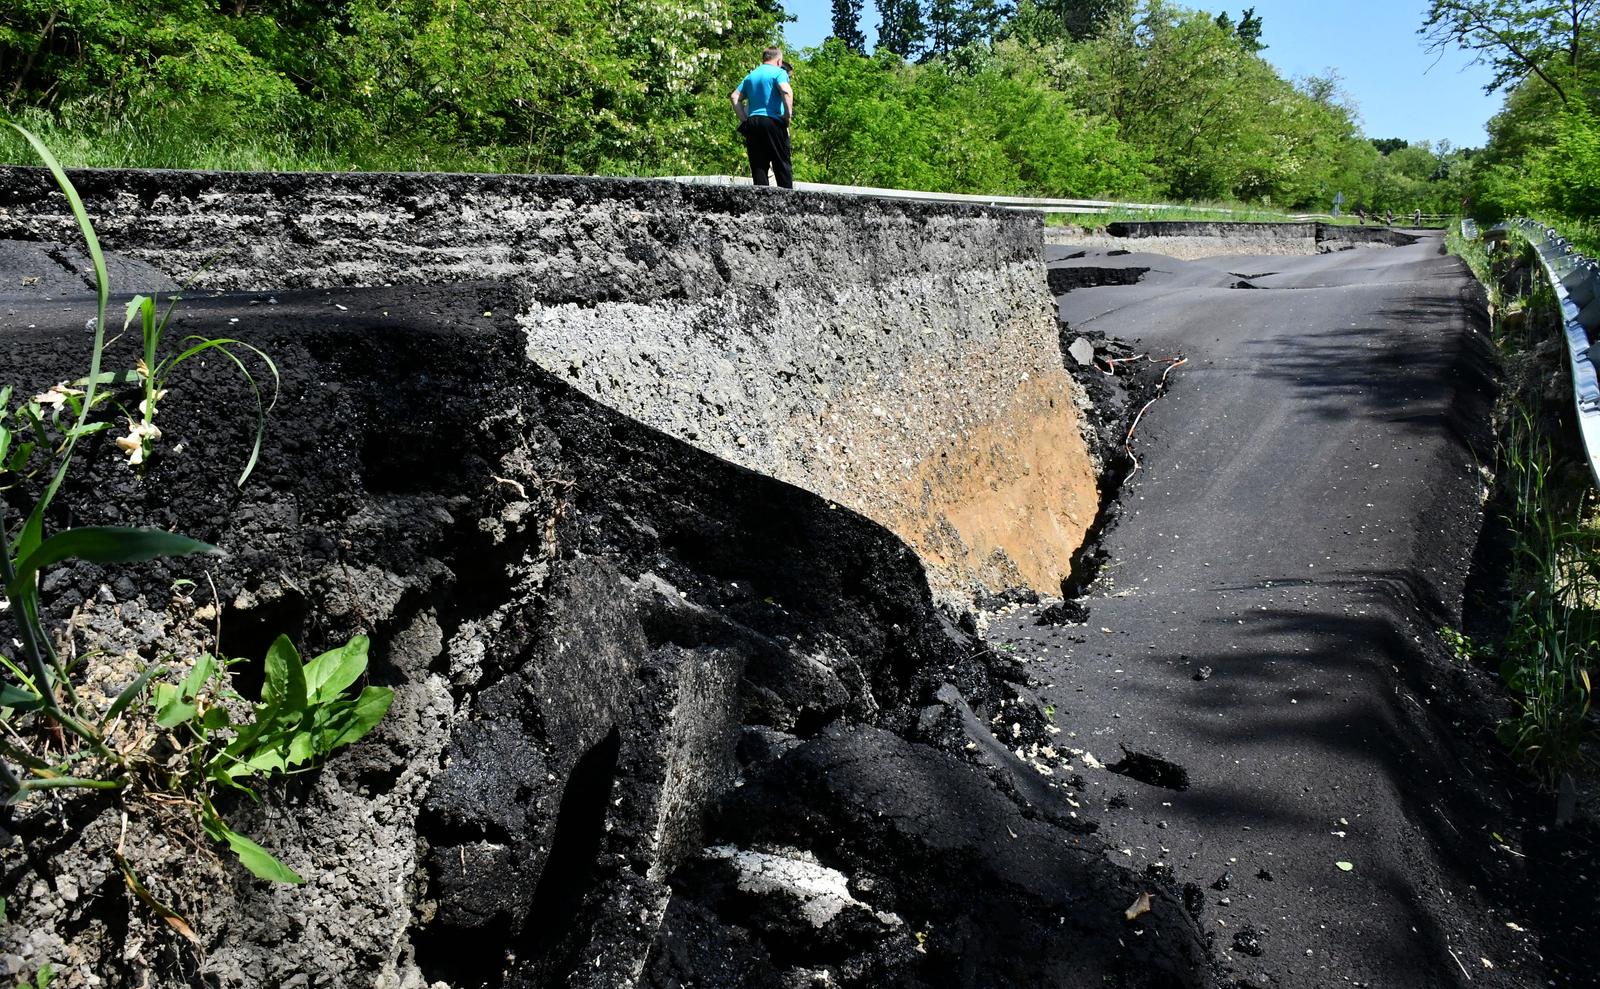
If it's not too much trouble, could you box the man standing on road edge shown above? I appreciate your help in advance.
[731,47,793,189]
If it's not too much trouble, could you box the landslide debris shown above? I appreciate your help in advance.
[0,282,1216,989]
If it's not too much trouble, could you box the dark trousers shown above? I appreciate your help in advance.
[740,116,792,189]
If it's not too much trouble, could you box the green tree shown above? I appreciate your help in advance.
[1421,0,1598,103]
[831,0,868,52]
[0,0,303,113]
[876,0,928,57]
[790,37,1147,196]
[927,0,967,57]
[924,0,1009,57]
[1235,6,1263,50]
[1212,8,1261,49]
[1035,0,1129,40]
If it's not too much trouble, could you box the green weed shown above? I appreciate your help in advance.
[1489,246,1594,782]
[1047,202,1302,228]
[1438,626,1478,664]
[151,635,392,882]
[1445,225,1498,302]
[1451,231,1597,785]
[114,293,280,486]
[1494,413,1597,782]
[18,964,55,989]
[0,123,388,891]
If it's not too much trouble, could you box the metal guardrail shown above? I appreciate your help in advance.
[1485,218,1600,488]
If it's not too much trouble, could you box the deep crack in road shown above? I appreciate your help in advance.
[989,233,1556,988]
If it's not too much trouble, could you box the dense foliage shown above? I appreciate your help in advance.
[1423,1,1600,238]
[0,0,1474,211]
[0,0,784,174]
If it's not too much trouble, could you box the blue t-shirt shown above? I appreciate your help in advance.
[740,64,789,119]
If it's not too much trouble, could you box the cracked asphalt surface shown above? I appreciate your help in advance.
[988,234,1555,987]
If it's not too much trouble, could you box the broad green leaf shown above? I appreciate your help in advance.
[9,527,219,597]
[155,699,196,730]
[323,687,395,752]
[259,635,307,729]
[286,731,316,767]
[241,746,288,775]
[206,761,260,795]
[5,440,35,473]
[221,829,304,884]
[200,706,229,731]
[199,805,303,884]
[303,635,370,705]
[180,654,218,701]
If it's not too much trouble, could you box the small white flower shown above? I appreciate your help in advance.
[32,382,84,410]
[115,432,145,465]
[138,389,168,417]
[115,420,162,465]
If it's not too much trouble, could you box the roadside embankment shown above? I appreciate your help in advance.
[1047,219,1420,259]
[0,168,1097,599]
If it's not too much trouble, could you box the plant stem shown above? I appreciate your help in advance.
[20,775,122,792]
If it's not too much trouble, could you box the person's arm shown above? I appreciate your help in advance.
[730,85,747,122]
[779,81,793,120]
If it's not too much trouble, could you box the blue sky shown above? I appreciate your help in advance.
[777,0,1502,148]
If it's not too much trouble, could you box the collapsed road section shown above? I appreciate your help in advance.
[0,169,1098,600]
[0,170,1209,988]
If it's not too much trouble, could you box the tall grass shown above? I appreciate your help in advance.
[1485,251,1597,784]
[1046,202,1300,228]
[0,102,510,175]
[1446,225,1497,296]
[1497,412,1598,783]
[1531,212,1600,260]
[1048,203,1448,230]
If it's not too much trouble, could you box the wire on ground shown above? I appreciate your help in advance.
[1115,355,1188,474]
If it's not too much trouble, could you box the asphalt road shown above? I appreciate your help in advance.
[989,235,1554,987]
